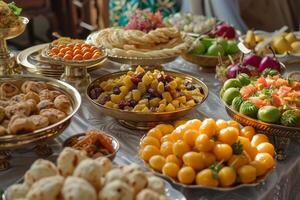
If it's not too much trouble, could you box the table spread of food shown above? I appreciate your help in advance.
[0,1,300,200]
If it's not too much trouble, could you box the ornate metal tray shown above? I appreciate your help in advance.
[86,71,208,130]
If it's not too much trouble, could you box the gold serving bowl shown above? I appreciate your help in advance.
[0,75,81,150]
[63,132,120,160]
[86,71,208,130]
[221,99,300,160]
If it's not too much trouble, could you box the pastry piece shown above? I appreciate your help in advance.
[105,168,128,184]
[98,180,133,200]
[73,159,103,190]
[0,125,6,136]
[0,100,9,107]
[5,102,31,118]
[0,106,5,123]
[1,119,9,128]
[37,100,55,111]
[122,163,143,174]
[57,147,87,177]
[127,170,148,195]
[95,157,112,175]
[24,91,40,103]
[26,176,64,200]
[26,99,38,114]
[29,115,49,129]
[62,176,97,200]
[136,189,162,200]
[21,81,47,94]
[40,108,66,124]
[6,183,29,200]
[24,159,59,185]
[54,95,72,114]
[10,94,25,104]
[8,115,35,134]
[147,176,165,194]
[0,82,20,99]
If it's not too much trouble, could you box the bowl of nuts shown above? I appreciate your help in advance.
[86,66,208,129]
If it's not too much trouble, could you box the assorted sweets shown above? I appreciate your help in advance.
[64,130,116,159]
[89,66,205,112]
[164,13,216,34]
[0,1,22,28]
[46,43,103,61]
[244,30,300,54]
[5,148,171,200]
[139,118,275,187]
[221,74,300,126]
[93,10,191,58]
[0,80,72,135]
[216,52,283,81]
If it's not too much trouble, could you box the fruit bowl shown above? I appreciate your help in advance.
[86,71,208,130]
[222,100,300,160]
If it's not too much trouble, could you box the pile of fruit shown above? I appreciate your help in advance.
[216,53,283,81]
[221,74,300,126]
[208,23,237,40]
[47,43,103,61]
[189,36,239,57]
[164,13,216,34]
[89,66,205,112]
[244,30,300,54]
[139,119,275,187]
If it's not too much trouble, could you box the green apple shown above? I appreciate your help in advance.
[217,38,228,51]
[190,41,206,55]
[206,43,225,56]
[201,37,215,50]
[226,40,239,55]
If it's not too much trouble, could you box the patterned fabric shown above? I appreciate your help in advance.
[109,0,179,27]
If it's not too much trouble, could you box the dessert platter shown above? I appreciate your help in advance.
[2,2,300,199]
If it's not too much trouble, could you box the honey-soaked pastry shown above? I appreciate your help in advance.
[0,106,5,123]
[26,176,64,200]
[29,115,49,130]
[37,100,55,111]
[98,180,133,200]
[57,147,87,177]
[8,115,35,134]
[0,125,6,136]
[24,91,40,103]
[39,89,55,101]
[40,108,66,124]
[5,183,29,200]
[21,81,47,94]
[54,94,72,114]
[5,101,31,118]
[26,99,37,114]
[0,82,20,99]
[10,93,25,104]
[62,177,97,200]
[24,159,59,185]
[0,100,9,107]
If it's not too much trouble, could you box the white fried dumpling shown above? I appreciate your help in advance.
[98,180,133,200]
[24,159,58,185]
[73,159,103,190]
[26,176,64,200]
[62,176,97,200]
[122,163,143,174]
[127,170,148,195]
[105,168,128,184]
[95,157,112,175]
[6,183,29,200]
[57,147,87,176]
[147,176,165,194]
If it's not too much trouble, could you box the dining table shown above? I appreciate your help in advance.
[0,56,300,200]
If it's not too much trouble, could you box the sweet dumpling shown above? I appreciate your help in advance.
[54,94,72,114]
[24,159,59,185]
[105,168,128,184]
[24,91,40,103]
[73,159,103,190]
[37,100,55,111]
[136,189,160,200]
[5,101,31,118]
[57,147,87,177]
[26,176,64,200]
[147,176,165,195]
[40,108,66,124]
[95,157,112,175]
[8,115,35,134]
[98,180,133,200]
[29,115,49,130]
[127,170,148,195]
[21,81,47,94]
[62,176,97,200]
[0,82,20,99]
[5,183,29,200]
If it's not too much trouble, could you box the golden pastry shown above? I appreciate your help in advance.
[1,119,9,128]
[0,106,5,123]
[37,100,55,111]
[26,99,37,114]
[39,89,55,101]
[5,102,31,118]
[0,100,9,107]
[40,108,66,124]
[24,91,40,103]
[0,125,6,136]
[54,94,72,114]
[8,115,35,134]
[21,81,48,94]
[29,115,49,129]
[10,94,25,104]
[0,82,20,99]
